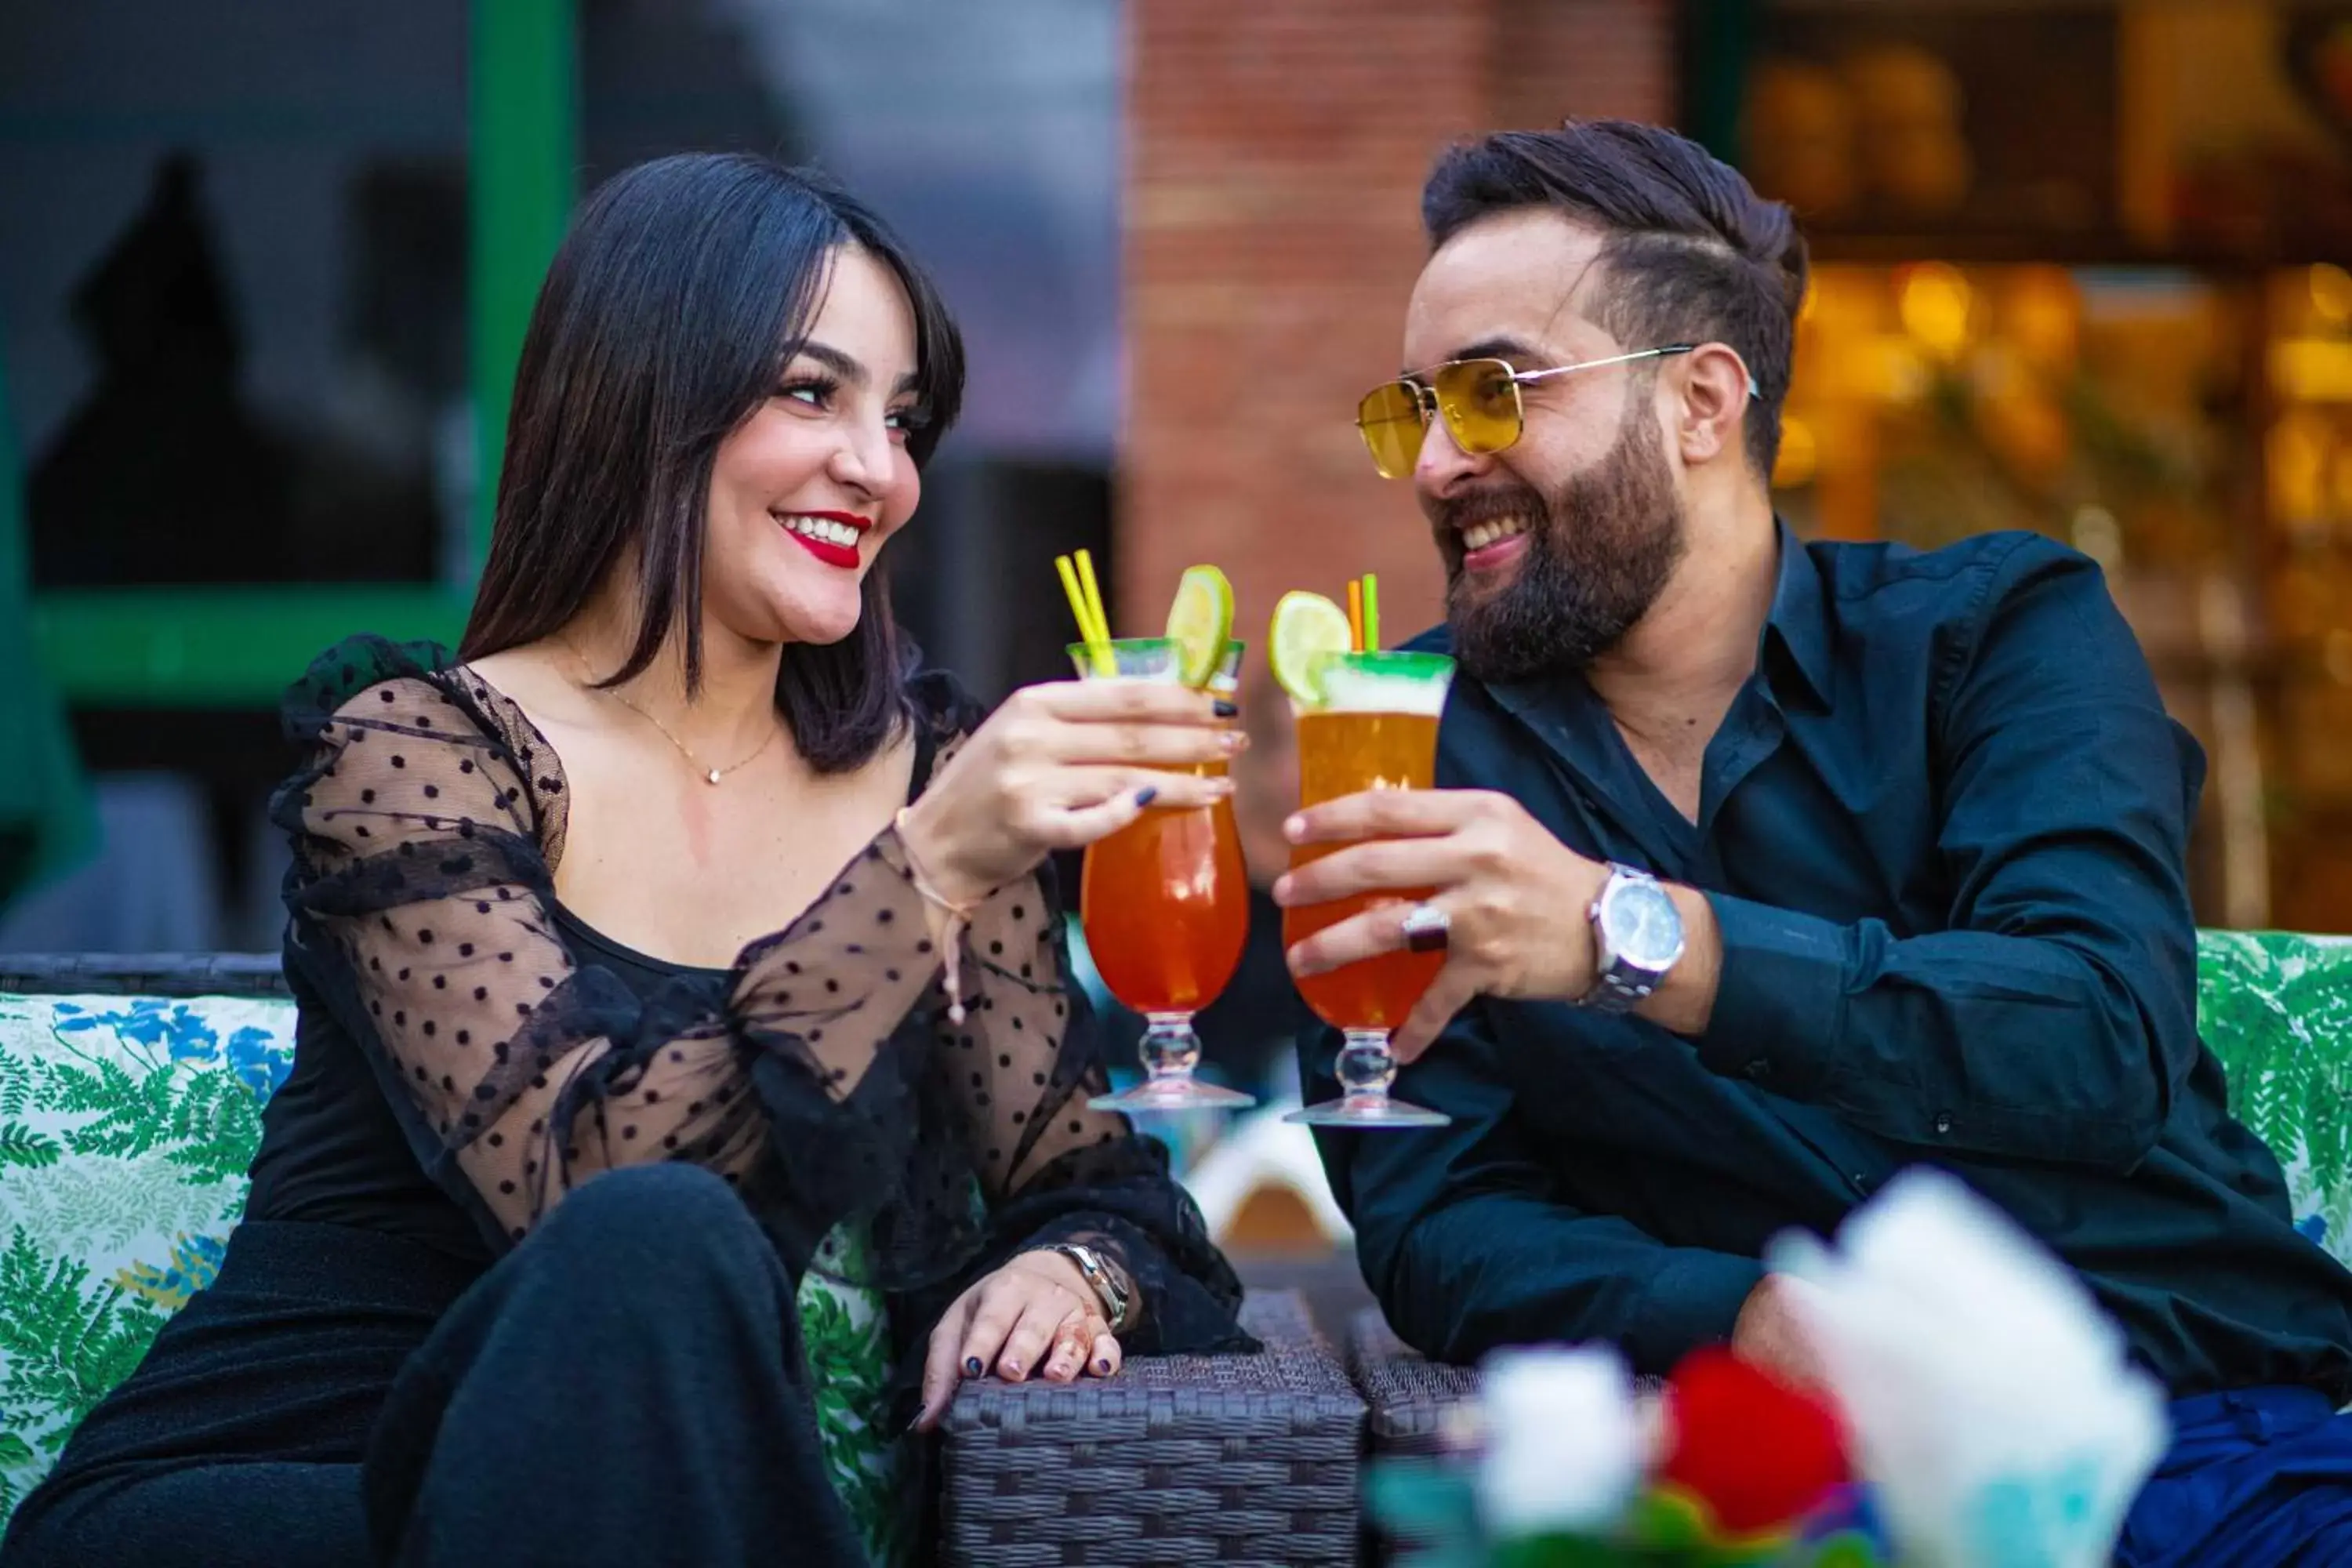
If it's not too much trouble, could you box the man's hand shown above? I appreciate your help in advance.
[1272,788,1726,1058]
[1272,789,1610,1062]
[1731,1275,1831,1390]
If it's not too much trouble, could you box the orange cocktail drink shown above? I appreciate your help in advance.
[1285,708,1445,1029]
[1282,650,1455,1127]
[1072,638,1254,1111]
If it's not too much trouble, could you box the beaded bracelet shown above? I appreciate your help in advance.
[892,808,989,1023]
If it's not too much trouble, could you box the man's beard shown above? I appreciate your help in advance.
[1438,404,1686,685]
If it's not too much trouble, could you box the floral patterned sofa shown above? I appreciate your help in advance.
[4,933,2350,1538]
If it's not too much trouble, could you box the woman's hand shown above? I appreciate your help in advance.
[898,678,1238,906]
[913,1250,1124,1431]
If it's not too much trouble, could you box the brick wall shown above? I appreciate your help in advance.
[1123,0,1677,648]
[1493,0,1678,129]
[1123,0,1678,871]
[1123,0,1493,655]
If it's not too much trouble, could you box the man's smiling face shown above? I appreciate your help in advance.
[1402,208,1689,682]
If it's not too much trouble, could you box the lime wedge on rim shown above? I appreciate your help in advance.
[1268,590,1352,706]
[1165,564,1236,688]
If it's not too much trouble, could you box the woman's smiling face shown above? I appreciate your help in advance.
[700,242,927,648]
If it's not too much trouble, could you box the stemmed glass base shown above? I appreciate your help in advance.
[1089,1013,1258,1112]
[1284,1029,1450,1127]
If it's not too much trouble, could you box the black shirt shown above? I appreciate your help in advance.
[1312,526,2352,1401]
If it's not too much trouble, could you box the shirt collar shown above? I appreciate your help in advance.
[1475,517,1833,724]
[1760,517,1834,712]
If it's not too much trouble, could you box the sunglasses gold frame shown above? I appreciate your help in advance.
[1356,343,1761,479]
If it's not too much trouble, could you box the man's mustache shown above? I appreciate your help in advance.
[1429,483,1547,537]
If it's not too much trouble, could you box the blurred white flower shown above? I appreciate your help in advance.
[1476,1343,1644,1538]
[1769,1168,2168,1568]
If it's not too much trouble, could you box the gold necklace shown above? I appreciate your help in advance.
[563,643,781,786]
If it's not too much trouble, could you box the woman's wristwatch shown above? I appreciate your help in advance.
[1045,1242,1132,1334]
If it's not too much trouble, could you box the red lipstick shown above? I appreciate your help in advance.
[779,510,870,570]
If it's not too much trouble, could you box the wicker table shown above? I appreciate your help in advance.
[939,1289,1366,1565]
[1344,1308,1480,1463]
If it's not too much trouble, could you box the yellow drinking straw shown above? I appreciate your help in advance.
[1055,553,1090,632]
[1074,550,1109,638]
[1362,573,1381,652]
[1074,550,1114,673]
[1056,553,1113,674]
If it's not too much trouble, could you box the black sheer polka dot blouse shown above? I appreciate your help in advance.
[243,636,1251,1363]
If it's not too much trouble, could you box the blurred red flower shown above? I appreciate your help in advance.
[1658,1346,1851,1536]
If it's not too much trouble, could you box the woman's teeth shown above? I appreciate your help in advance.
[1461,517,1527,552]
[781,515,862,548]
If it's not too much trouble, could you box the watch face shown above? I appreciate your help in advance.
[1603,875,1684,970]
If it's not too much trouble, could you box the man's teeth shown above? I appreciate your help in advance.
[782,516,862,548]
[1461,517,1528,552]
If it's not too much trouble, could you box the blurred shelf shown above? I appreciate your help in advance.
[31,586,471,708]
[1806,233,2351,271]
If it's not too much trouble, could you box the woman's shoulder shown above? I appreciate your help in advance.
[276,636,564,843]
[282,636,550,775]
[282,635,465,736]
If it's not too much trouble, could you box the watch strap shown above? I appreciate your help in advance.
[1581,864,1675,1014]
[1583,956,1661,1014]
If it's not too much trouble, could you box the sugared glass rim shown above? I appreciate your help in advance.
[1304,648,1455,716]
[1063,637,1247,658]
[1322,651,1452,679]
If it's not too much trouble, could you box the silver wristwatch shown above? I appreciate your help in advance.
[1047,1242,1131,1333]
[1579,863,1686,1014]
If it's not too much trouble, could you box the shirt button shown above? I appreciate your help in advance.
[1743,1058,1773,1082]
[1934,1111,1954,1134]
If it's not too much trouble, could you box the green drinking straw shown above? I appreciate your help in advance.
[1362,573,1380,652]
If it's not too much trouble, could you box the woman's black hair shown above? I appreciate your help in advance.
[460,153,964,772]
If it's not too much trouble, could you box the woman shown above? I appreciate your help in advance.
[0,154,1250,1568]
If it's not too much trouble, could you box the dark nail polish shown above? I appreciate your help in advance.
[1095,1358,1112,1374]
[1133,786,1160,808]
[1212,699,1239,718]
[964,1356,983,1377]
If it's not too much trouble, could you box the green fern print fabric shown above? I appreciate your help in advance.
[2196,931,2352,1268]
[0,993,908,1561]
[800,1225,914,1568]
[0,993,287,1524]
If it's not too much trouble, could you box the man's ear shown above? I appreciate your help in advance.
[1671,343,1753,466]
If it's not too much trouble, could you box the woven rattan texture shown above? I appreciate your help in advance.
[939,1289,1366,1565]
[1,953,290,997]
[1343,1308,1479,1461]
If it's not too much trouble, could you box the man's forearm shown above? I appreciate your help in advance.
[1374,1190,1761,1371]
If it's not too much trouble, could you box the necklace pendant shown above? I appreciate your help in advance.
[706,768,722,786]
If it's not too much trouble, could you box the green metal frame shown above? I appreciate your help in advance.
[470,0,577,572]
[15,0,578,707]
[1683,0,1753,166]
[30,588,472,706]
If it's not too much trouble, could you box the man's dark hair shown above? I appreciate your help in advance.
[1422,120,1807,477]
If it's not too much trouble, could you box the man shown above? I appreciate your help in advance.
[1283,120,2352,1560]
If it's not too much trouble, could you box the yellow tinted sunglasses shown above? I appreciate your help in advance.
[1356,344,1703,480]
